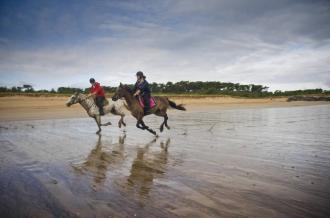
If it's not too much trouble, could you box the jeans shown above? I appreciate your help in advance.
[96,96,105,114]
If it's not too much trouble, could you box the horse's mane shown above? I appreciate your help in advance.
[74,92,86,97]
[122,85,133,94]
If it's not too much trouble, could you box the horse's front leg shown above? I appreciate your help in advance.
[100,122,112,126]
[96,114,111,127]
[164,114,170,130]
[140,120,157,136]
[94,116,102,134]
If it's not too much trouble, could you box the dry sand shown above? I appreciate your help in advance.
[1,96,329,121]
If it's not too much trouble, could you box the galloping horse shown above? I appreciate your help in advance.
[112,83,186,135]
[66,92,127,134]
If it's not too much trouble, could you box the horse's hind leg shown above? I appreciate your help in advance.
[121,115,126,127]
[160,114,170,132]
[118,115,126,128]
[118,118,122,128]
[156,111,169,132]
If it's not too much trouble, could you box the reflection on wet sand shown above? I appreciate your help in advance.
[125,138,170,205]
[1,105,330,217]
[72,134,126,188]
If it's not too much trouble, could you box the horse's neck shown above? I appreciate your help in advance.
[78,94,96,111]
[123,92,138,110]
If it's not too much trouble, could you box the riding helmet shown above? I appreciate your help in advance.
[136,71,146,78]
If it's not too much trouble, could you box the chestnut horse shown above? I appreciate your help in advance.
[112,83,186,135]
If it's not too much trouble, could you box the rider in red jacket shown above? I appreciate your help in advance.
[88,78,105,115]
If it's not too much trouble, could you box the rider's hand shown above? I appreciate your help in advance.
[88,93,95,98]
[134,90,140,96]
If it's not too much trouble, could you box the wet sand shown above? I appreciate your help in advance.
[1,98,330,217]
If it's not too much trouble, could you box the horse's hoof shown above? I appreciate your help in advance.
[166,126,171,130]
[160,127,164,132]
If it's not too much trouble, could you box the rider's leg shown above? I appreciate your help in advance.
[143,94,150,114]
[96,96,105,115]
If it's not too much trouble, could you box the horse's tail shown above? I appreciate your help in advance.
[168,99,186,111]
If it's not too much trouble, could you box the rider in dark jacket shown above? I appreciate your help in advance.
[133,71,151,114]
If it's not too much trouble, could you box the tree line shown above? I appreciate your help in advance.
[0,81,328,97]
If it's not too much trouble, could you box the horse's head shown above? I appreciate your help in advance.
[66,92,80,107]
[112,83,132,101]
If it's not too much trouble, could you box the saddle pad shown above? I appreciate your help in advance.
[138,96,156,108]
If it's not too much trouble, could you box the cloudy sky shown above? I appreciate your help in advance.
[0,0,329,91]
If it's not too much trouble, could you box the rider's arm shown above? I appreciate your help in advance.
[87,92,96,98]
[88,83,100,97]
[133,81,141,96]
[133,89,141,96]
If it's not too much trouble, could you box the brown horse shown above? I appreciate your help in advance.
[112,83,186,135]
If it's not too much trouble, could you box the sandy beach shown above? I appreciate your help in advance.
[1,96,330,218]
[1,96,329,121]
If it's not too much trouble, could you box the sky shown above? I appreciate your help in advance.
[0,0,330,91]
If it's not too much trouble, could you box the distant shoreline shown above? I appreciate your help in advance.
[1,92,330,99]
[1,95,330,122]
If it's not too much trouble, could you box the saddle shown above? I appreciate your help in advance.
[138,96,156,108]
[92,97,109,106]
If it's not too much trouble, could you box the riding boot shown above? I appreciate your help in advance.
[144,107,150,115]
[99,108,105,116]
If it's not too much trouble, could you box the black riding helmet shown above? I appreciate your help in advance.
[136,71,146,79]
[89,78,95,83]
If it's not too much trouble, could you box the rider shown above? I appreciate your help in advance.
[88,78,105,115]
[133,71,151,115]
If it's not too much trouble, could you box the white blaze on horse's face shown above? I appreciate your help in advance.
[66,94,78,107]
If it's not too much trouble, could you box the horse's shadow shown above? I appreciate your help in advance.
[124,138,171,205]
[71,134,126,188]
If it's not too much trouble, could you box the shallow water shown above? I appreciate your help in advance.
[1,105,330,218]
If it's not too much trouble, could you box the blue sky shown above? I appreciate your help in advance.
[1,0,330,91]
